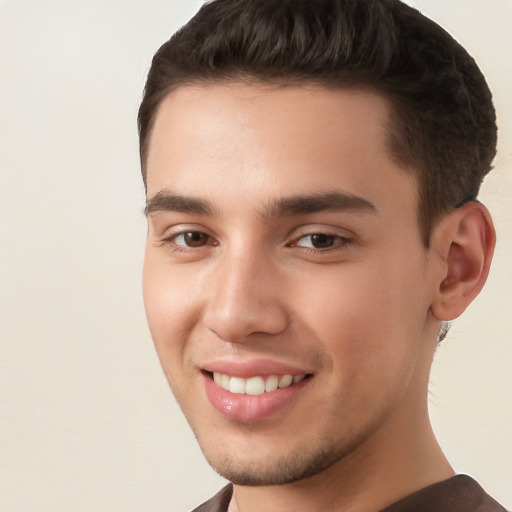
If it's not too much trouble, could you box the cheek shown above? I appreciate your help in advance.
[142,251,200,364]
[294,255,429,374]
[142,253,210,411]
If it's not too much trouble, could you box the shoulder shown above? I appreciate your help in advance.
[380,475,509,512]
[191,484,233,512]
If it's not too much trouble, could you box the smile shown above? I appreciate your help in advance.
[213,372,307,395]
[204,370,313,422]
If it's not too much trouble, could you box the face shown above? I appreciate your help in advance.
[143,83,441,485]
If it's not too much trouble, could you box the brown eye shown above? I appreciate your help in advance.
[309,234,336,249]
[176,232,210,247]
[293,233,350,250]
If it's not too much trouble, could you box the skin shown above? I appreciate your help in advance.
[142,83,494,512]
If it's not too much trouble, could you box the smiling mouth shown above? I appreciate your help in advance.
[208,372,311,396]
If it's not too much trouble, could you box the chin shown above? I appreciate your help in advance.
[200,435,355,487]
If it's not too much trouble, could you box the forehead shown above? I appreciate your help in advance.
[146,82,417,216]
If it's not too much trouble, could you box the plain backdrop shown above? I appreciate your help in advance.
[0,1,511,510]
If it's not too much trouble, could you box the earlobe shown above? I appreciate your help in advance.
[430,201,495,321]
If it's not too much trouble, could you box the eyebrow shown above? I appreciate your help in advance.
[261,191,377,218]
[145,190,377,218]
[145,190,214,216]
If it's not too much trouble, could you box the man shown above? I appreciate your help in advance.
[138,0,507,510]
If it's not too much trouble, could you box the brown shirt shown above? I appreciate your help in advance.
[192,475,508,512]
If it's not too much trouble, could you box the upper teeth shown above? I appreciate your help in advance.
[213,372,306,395]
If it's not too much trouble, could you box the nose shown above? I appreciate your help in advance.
[203,250,289,343]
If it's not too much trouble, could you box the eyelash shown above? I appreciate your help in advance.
[162,231,218,253]
[289,233,353,253]
[161,230,354,254]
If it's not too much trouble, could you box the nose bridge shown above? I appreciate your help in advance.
[203,243,287,342]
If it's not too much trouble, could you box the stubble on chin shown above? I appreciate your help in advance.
[198,434,361,487]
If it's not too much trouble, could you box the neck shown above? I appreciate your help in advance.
[230,345,453,512]
[230,417,452,512]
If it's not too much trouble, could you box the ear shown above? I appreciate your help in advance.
[430,201,495,321]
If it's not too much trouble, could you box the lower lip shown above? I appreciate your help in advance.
[203,374,310,422]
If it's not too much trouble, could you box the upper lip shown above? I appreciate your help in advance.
[202,358,313,378]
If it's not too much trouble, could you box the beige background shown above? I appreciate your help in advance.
[0,0,510,510]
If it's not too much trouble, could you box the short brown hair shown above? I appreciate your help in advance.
[138,0,497,245]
